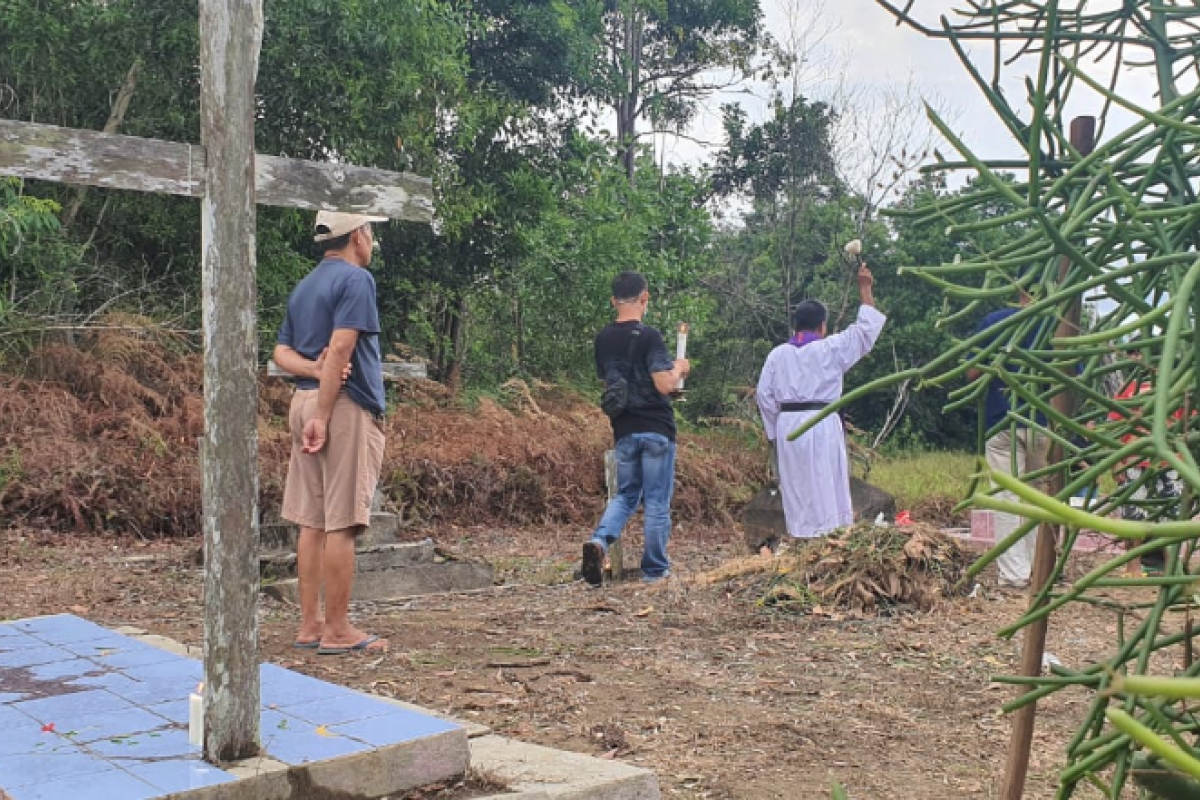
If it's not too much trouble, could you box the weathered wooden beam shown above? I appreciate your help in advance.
[0,119,201,197]
[0,119,433,223]
[199,0,262,763]
[266,359,428,381]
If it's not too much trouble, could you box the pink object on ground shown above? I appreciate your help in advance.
[960,509,1119,554]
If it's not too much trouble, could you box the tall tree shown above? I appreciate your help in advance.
[593,0,764,182]
[690,91,844,422]
[378,0,602,387]
[465,135,715,386]
[712,95,838,320]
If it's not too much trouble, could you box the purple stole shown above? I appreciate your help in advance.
[788,331,823,349]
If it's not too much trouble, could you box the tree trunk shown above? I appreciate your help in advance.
[1000,115,1094,800]
[432,297,452,381]
[63,59,142,229]
[512,293,524,371]
[444,293,469,391]
[616,7,643,185]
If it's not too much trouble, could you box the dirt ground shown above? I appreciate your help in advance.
[0,524,1149,800]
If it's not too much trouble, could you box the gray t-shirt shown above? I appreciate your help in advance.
[277,257,385,416]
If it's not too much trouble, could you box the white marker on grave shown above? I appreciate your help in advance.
[188,683,205,746]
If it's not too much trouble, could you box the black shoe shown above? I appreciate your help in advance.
[582,542,604,587]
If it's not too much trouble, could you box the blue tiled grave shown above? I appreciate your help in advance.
[0,615,465,800]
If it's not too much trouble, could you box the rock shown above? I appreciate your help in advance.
[742,484,786,553]
[740,477,897,553]
[263,560,493,603]
[850,476,897,525]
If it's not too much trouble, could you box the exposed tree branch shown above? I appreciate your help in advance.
[63,58,142,229]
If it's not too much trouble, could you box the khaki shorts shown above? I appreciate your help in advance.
[281,390,386,532]
[984,428,1049,483]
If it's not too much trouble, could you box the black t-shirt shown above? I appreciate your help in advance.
[594,321,677,442]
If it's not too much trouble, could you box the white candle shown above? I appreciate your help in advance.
[675,323,689,390]
[188,684,204,747]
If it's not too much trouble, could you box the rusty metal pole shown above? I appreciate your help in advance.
[999,115,1095,799]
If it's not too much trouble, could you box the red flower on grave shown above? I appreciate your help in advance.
[41,722,55,733]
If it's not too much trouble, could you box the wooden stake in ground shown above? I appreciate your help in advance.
[0,0,432,762]
[603,450,624,581]
[1000,115,1095,800]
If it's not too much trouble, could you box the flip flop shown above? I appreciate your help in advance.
[316,635,386,656]
[293,640,320,649]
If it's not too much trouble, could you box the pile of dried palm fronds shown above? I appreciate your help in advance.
[701,522,972,615]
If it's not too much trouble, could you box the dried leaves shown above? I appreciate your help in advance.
[2,337,765,535]
[706,523,972,615]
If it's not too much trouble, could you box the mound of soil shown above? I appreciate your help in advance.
[907,495,969,528]
[2,336,766,536]
[363,380,763,530]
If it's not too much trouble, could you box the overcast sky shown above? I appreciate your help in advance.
[656,0,1004,171]
[659,0,1163,182]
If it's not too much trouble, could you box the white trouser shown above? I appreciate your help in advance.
[985,428,1049,585]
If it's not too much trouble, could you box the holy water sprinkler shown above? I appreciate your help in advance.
[843,238,863,271]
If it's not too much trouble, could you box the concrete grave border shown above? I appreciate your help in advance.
[115,626,660,800]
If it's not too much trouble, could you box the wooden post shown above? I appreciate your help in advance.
[198,0,263,762]
[1000,115,1095,800]
[603,450,624,581]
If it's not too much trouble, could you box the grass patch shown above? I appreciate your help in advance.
[863,451,977,510]
[864,449,1117,510]
[489,556,576,585]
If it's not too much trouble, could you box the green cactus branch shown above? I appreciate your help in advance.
[847,2,1200,795]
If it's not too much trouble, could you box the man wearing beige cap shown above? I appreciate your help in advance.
[273,210,390,655]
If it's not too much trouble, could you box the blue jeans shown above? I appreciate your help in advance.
[589,432,676,579]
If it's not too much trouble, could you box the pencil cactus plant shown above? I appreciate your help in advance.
[797,2,1200,796]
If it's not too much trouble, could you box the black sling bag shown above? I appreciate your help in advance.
[599,325,642,419]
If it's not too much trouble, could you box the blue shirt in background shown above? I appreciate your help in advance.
[277,257,386,416]
[974,307,1048,430]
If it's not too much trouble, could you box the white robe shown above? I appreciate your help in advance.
[756,305,887,538]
